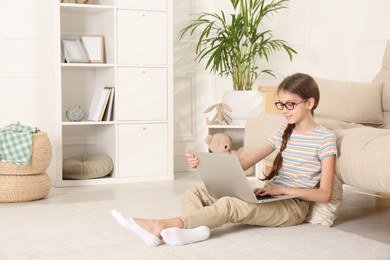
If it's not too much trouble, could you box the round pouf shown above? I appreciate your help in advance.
[0,131,52,176]
[63,154,113,180]
[0,173,51,202]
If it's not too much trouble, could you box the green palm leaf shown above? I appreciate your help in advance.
[179,0,296,91]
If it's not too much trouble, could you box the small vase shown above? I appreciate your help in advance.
[66,105,86,122]
[221,91,263,123]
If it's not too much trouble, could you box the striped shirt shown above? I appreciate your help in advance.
[267,124,337,189]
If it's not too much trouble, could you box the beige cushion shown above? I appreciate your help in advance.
[373,70,390,113]
[372,39,390,113]
[63,154,113,180]
[314,117,365,130]
[334,128,390,193]
[381,112,390,129]
[305,171,343,227]
[314,77,384,125]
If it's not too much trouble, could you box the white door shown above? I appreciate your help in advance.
[117,10,167,65]
[117,67,167,121]
[118,123,168,177]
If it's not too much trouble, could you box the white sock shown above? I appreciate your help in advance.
[111,209,161,247]
[161,226,210,246]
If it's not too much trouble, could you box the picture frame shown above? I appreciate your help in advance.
[61,36,89,63]
[81,35,105,63]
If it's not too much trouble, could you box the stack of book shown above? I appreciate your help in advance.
[88,86,115,121]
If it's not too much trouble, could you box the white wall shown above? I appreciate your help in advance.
[0,1,55,129]
[0,1,38,87]
[0,0,56,173]
[0,0,389,174]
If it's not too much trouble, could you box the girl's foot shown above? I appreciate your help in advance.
[161,226,210,246]
[111,209,162,247]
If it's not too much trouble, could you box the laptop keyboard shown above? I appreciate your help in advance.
[256,194,275,200]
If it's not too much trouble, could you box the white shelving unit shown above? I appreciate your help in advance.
[53,0,173,186]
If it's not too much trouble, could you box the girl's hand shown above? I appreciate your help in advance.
[235,147,247,158]
[186,151,199,168]
[253,186,286,196]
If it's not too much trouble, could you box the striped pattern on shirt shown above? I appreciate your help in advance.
[267,125,337,189]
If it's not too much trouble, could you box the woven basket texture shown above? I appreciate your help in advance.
[0,131,52,175]
[0,173,51,202]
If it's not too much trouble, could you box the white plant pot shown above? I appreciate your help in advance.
[222,90,263,123]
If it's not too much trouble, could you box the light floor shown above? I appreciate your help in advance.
[3,172,390,244]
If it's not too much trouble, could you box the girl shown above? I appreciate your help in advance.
[112,73,337,246]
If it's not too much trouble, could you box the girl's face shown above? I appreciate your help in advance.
[277,90,313,124]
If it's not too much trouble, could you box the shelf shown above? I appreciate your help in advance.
[60,4,114,14]
[62,121,115,126]
[61,63,115,68]
[207,122,246,129]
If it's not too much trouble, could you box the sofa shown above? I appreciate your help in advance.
[243,40,390,226]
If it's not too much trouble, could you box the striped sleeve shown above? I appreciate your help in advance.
[267,125,286,151]
[318,131,337,160]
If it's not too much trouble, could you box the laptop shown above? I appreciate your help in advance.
[195,152,298,204]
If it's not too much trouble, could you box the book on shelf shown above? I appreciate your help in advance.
[102,87,115,121]
[88,86,114,122]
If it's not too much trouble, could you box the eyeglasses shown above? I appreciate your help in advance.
[274,99,307,110]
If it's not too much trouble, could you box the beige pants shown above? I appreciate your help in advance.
[180,187,310,229]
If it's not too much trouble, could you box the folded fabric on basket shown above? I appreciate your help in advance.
[0,122,39,166]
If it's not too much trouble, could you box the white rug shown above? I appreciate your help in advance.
[1,198,389,260]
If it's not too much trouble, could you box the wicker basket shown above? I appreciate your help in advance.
[0,173,51,202]
[0,131,52,175]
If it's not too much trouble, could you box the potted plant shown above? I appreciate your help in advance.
[179,0,296,119]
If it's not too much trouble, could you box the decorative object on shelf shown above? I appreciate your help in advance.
[61,36,89,63]
[66,105,86,122]
[206,133,233,153]
[206,133,254,176]
[81,35,105,63]
[62,154,114,180]
[178,0,297,91]
[204,103,232,125]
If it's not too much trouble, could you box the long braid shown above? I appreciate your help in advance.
[262,123,295,181]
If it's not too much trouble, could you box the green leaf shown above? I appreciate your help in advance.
[177,0,297,90]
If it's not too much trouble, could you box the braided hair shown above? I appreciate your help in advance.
[262,73,320,181]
